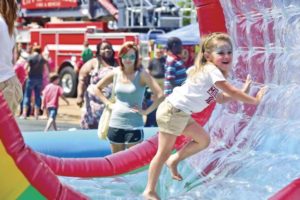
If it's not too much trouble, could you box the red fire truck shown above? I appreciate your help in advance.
[19,0,141,97]
[29,21,142,97]
[18,0,191,96]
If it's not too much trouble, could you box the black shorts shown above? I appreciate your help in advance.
[107,127,144,144]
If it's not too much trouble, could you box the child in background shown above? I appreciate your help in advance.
[14,51,29,116]
[143,32,266,200]
[42,74,69,131]
[14,51,28,86]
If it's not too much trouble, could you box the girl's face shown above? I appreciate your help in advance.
[121,48,136,68]
[100,43,113,59]
[208,40,232,73]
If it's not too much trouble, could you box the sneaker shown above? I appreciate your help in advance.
[19,116,27,120]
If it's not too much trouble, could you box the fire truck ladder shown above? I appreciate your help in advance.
[121,0,156,28]
[177,0,197,26]
[114,0,195,30]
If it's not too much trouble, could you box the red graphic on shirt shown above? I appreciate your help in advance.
[205,86,219,104]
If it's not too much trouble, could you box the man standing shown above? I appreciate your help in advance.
[81,41,93,63]
[21,45,47,119]
[164,37,187,96]
[148,48,166,89]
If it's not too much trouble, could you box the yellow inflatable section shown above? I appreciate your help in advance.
[0,142,44,200]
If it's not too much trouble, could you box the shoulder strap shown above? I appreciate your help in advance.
[110,69,118,101]
[97,58,102,70]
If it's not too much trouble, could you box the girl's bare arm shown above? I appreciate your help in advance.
[215,80,265,105]
[216,74,253,103]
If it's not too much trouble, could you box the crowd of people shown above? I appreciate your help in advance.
[76,41,118,129]
[88,41,163,153]
[0,0,71,132]
[76,37,186,153]
[0,0,23,115]
[1,1,266,199]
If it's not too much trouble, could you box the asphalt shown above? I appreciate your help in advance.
[16,98,83,132]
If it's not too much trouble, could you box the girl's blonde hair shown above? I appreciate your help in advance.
[0,0,18,36]
[188,32,232,79]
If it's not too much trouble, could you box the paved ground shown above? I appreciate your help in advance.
[16,98,83,132]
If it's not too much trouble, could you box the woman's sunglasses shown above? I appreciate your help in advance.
[121,54,136,60]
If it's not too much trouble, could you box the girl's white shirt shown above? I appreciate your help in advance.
[0,15,15,82]
[167,63,226,114]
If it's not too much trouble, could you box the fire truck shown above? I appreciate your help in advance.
[18,0,195,97]
[29,21,142,97]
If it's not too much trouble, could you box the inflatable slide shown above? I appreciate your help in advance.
[2,0,300,199]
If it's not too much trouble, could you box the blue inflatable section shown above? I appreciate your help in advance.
[22,128,158,158]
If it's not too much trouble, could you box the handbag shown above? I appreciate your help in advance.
[97,71,117,139]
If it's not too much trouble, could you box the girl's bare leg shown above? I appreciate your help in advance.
[110,143,126,153]
[143,132,177,200]
[44,118,53,132]
[34,106,39,120]
[127,142,141,149]
[53,119,57,131]
[166,122,210,180]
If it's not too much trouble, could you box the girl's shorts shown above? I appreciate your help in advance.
[107,127,144,144]
[47,107,58,119]
[0,76,23,114]
[156,100,194,136]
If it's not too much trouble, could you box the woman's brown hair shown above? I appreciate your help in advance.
[0,0,18,36]
[118,41,140,71]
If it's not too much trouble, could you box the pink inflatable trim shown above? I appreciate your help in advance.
[39,103,216,177]
[0,93,87,199]
[0,1,234,199]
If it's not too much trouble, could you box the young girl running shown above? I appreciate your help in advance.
[42,74,69,131]
[143,32,266,200]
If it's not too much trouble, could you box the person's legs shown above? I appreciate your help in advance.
[107,128,129,153]
[52,119,57,131]
[110,143,126,153]
[22,79,33,118]
[127,142,140,149]
[33,79,42,119]
[143,131,177,200]
[44,117,53,132]
[166,122,210,180]
[45,108,58,131]
[126,129,144,149]
[34,107,39,120]
[19,80,27,116]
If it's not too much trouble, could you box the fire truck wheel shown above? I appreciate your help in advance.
[59,66,77,97]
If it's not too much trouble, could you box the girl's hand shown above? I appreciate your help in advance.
[255,86,267,104]
[242,74,252,94]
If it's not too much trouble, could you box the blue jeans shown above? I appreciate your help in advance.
[23,77,43,108]
[48,107,58,119]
